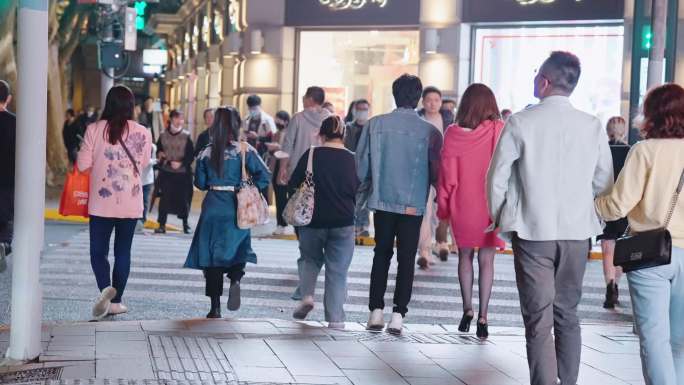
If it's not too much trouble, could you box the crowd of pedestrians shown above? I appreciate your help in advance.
[0,46,681,385]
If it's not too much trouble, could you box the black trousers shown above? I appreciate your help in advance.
[0,187,14,244]
[273,183,288,227]
[368,210,423,317]
[204,264,246,297]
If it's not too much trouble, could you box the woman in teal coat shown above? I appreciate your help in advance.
[184,107,271,318]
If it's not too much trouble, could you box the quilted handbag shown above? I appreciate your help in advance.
[614,168,684,272]
[236,143,270,229]
[283,147,315,227]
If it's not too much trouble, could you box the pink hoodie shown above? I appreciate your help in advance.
[78,120,152,218]
[437,119,505,248]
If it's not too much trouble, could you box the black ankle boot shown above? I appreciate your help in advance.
[207,296,221,318]
[227,280,241,311]
[603,280,617,309]
[183,221,192,234]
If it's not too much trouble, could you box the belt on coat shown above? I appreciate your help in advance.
[209,186,236,191]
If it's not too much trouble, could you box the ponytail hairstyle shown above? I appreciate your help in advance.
[209,106,242,176]
[100,85,135,144]
[319,115,345,141]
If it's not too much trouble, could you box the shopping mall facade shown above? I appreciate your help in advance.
[149,0,684,135]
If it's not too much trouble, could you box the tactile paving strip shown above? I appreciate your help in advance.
[1,367,63,385]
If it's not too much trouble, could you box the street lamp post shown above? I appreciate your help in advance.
[7,0,49,361]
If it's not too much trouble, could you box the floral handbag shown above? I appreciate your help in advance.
[236,143,270,229]
[283,147,315,227]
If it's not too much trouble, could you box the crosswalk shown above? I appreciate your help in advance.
[33,230,634,327]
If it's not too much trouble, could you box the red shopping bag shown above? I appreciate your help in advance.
[59,164,90,218]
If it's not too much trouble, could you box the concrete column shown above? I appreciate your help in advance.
[195,65,208,134]
[208,61,222,108]
[221,55,237,106]
[418,0,466,101]
[8,0,48,361]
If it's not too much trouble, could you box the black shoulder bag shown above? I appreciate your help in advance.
[614,168,684,272]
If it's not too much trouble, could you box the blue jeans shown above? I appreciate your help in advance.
[354,195,370,231]
[89,215,138,303]
[142,184,153,222]
[297,226,355,323]
[628,247,684,385]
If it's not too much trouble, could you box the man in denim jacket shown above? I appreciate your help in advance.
[356,74,443,334]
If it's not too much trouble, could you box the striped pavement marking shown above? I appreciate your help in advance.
[35,231,633,327]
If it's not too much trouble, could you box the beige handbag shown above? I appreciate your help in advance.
[283,147,315,227]
[236,142,270,229]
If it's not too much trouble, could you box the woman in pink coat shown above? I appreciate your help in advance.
[436,83,505,339]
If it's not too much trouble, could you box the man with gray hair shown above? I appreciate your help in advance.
[486,51,613,385]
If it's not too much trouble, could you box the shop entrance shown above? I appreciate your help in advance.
[297,30,420,115]
[472,25,624,124]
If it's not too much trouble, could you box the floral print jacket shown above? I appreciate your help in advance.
[78,120,152,218]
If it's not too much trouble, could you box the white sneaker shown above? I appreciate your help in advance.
[92,286,117,320]
[293,296,314,320]
[366,309,384,331]
[108,303,128,315]
[387,312,403,335]
[328,322,346,330]
[273,226,287,236]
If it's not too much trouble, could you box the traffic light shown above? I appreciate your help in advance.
[642,24,653,50]
[134,1,147,30]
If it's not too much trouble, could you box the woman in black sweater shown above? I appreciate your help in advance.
[288,116,359,329]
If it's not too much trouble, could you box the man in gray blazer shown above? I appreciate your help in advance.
[487,51,614,385]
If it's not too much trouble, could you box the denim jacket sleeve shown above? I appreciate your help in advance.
[355,120,371,184]
[194,156,209,191]
[246,149,272,190]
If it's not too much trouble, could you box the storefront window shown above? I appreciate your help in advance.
[473,25,624,124]
[297,30,419,115]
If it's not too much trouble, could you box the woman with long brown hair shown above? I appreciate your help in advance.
[596,83,684,385]
[436,83,505,339]
[78,85,152,319]
[184,107,271,318]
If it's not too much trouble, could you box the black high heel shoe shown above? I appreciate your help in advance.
[458,311,474,332]
[476,319,489,339]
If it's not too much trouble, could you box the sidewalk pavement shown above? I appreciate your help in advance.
[0,318,644,385]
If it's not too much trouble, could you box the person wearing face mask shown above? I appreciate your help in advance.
[343,99,370,152]
[344,99,371,237]
[266,111,292,235]
[155,110,195,234]
[244,94,276,157]
[417,87,452,268]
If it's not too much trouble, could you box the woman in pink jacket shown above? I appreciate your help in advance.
[436,84,504,339]
[78,85,152,320]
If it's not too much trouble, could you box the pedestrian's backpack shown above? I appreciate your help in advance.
[236,142,270,229]
[283,147,315,226]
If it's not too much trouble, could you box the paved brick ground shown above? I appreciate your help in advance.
[0,318,645,385]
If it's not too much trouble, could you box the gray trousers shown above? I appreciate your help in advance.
[297,226,355,323]
[512,236,589,385]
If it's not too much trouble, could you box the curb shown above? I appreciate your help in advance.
[262,234,605,260]
[44,209,182,232]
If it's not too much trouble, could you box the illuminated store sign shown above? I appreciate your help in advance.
[464,0,622,22]
[286,0,417,26]
[318,0,388,10]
